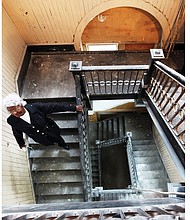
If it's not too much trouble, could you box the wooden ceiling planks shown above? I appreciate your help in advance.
[2,0,184,48]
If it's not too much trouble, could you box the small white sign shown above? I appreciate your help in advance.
[150,49,165,59]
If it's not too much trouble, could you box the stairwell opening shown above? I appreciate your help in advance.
[89,110,156,192]
[101,143,131,189]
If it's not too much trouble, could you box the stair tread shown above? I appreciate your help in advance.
[37,195,84,203]
[134,156,161,164]
[132,145,157,151]
[137,170,168,180]
[30,143,79,150]
[133,150,158,156]
[139,178,169,185]
[36,183,83,195]
[140,182,168,190]
[34,171,82,183]
[29,148,80,158]
[132,140,155,145]
[32,160,81,171]
[49,112,78,120]
[28,134,79,145]
[55,120,78,128]
[136,163,165,171]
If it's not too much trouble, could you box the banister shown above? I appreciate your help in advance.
[154,61,185,85]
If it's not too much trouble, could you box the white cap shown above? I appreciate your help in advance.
[3,93,27,108]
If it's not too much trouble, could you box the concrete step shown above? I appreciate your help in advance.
[132,140,155,145]
[133,150,158,157]
[28,133,79,145]
[36,183,83,195]
[137,170,167,180]
[50,112,77,119]
[55,120,78,129]
[29,148,80,158]
[33,171,82,183]
[30,142,79,150]
[140,179,169,190]
[37,194,84,203]
[60,134,79,143]
[136,162,164,171]
[32,159,81,171]
[60,128,78,135]
[134,156,161,164]
[50,113,78,129]
[50,112,78,120]
[132,144,156,151]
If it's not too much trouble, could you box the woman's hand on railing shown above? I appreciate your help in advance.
[76,105,83,112]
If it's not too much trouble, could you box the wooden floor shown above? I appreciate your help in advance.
[21,50,184,100]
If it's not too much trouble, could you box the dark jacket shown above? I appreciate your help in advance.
[7,102,77,148]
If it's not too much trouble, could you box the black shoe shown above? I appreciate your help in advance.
[63,144,70,150]
[57,137,70,150]
[59,144,70,150]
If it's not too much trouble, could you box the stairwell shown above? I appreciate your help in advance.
[89,112,170,197]
[2,48,184,218]
[132,139,170,195]
[28,106,84,203]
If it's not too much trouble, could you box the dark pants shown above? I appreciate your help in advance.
[43,118,66,147]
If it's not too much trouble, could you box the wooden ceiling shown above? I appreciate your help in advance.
[2,0,184,51]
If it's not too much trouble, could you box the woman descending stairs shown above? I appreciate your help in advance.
[28,110,84,203]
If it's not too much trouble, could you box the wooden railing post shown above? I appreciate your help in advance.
[144,49,165,87]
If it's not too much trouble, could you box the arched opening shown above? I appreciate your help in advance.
[81,7,162,51]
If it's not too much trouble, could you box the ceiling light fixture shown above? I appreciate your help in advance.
[98,14,106,22]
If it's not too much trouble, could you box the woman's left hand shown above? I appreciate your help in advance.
[76,105,83,112]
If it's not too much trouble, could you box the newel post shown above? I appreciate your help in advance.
[144,49,165,87]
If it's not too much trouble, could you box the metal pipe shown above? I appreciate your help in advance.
[135,188,185,196]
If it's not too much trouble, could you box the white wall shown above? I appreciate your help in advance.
[2,7,35,205]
